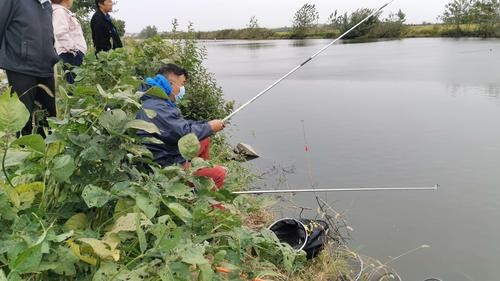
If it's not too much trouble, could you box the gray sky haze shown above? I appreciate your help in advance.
[114,0,450,33]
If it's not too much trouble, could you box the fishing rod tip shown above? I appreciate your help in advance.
[380,0,394,10]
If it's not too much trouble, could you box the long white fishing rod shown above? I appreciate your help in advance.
[233,185,439,195]
[223,1,394,122]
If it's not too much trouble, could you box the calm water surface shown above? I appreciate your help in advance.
[202,38,500,281]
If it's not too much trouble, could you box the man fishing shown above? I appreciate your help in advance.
[136,64,227,190]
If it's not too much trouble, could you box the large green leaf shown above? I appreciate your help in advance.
[135,194,157,219]
[68,134,92,148]
[80,145,106,161]
[0,192,18,221]
[15,182,44,194]
[92,263,121,281]
[14,182,43,210]
[191,157,210,169]
[12,135,45,154]
[108,213,152,234]
[0,90,30,134]
[180,243,208,265]
[143,109,157,119]
[10,244,43,274]
[99,109,128,135]
[52,246,79,276]
[78,238,119,262]
[145,86,168,100]
[198,263,214,281]
[112,91,141,108]
[92,262,143,281]
[136,212,147,253]
[125,120,160,134]
[113,198,134,219]
[167,262,191,280]
[54,231,74,243]
[82,185,113,208]
[178,133,200,160]
[50,155,76,182]
[1,150,31,168]
[0,182,20,208]
[157,266,175,281]
[167,203,192,223]
[50,155,76,183]
[165,183,195,200]
[123,143,153,158]
[64,213,89,232]
[5,272,21,281]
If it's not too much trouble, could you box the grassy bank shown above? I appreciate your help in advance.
[162,23,500,40]
[404,23,497,37]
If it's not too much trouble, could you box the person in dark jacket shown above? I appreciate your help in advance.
[136,64,227,189]
[0,0,61,136]
[90,0,123,54]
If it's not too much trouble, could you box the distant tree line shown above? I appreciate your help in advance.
[324,8,406,39]
[138,25,158,39]
[97,0,499,40]
[440,0,500,36]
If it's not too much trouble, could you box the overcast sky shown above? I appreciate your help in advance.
[114,0,450,33]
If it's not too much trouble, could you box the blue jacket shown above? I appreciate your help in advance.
[0,0,60,77]
[136,84,213,167]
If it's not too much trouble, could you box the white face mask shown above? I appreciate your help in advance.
[176,86,186,102]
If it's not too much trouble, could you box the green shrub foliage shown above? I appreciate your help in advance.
[0,31,304,280]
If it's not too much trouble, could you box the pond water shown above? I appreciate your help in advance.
[203,38,500,281]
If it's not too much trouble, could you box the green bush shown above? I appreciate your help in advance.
[173,25,234,120]
[71,33,233,121]
[0,34,306,280]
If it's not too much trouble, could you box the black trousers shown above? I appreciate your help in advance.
[6,70,56,136]
[59,51,84,84]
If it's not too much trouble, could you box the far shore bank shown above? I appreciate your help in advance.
[154,24,500,41]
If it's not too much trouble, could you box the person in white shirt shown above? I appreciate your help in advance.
[51,0,87,84]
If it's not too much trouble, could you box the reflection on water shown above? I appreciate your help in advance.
[203,38,500,281]
[202,40,277,50]
[458,48,496,54]
[483,84,500,98]
[447,83,500,99]
[289,39,318,47]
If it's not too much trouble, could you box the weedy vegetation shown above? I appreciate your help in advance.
[0,32,358,281]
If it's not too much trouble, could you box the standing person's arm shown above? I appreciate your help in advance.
[0,0,13,46]
[110,21,123,49]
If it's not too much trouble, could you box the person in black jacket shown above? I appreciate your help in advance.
[0,0,61,136]
[90,0,123,54]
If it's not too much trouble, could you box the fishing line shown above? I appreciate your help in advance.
[301,120,316,187]
[301,119,325,208]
